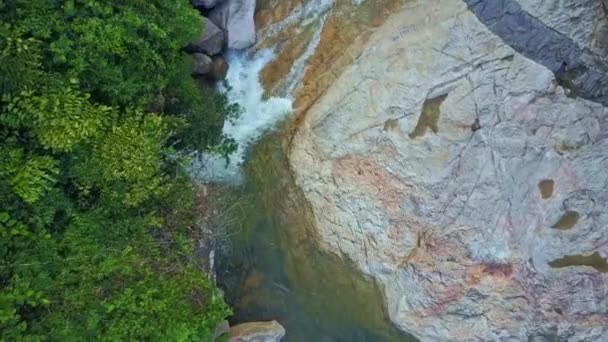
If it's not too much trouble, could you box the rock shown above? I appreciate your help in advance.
[146,93,166,113]
[185,17,225,56]
[192,0,223,9]
[286,0,608,341]
[209,55,229,80]
[229,321,285,342]
[243,270,264,289]
[191,53,212,75]
[209,0,256,49]
[212,320,230,340]
[464,0,608,106]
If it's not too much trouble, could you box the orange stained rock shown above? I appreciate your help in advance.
[291,0,404,118]
[255,0,306,31]
[253,0,405,139]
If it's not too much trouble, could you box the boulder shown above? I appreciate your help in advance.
[191,53,212,75]
[209,55,229,80]
[211,320,230,340]
[208,0,256,50]
[185,17,225,56]
[229,321,285,342]
[287,0,608,341]
[192,0,223,9]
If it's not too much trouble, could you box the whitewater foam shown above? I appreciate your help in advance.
[192,50,293,183]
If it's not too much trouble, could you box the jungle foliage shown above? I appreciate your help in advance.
[0,0,232,340]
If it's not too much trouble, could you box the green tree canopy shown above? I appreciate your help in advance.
[0,0,232,340]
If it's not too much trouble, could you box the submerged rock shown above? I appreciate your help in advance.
[285,0,608,340]
[229,320,285,342]
[185,17,225,56]
[209,0,256,49]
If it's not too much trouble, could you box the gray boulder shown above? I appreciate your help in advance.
[209,55,229,80]
[229,321,285,342]
[192,0,223,9]
[191,53,212,76]
[186,17,225,56]
[208,0,256,50]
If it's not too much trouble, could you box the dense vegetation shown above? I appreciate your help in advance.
[0,0,233,340]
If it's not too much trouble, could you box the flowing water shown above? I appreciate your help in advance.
[197,52,417,341]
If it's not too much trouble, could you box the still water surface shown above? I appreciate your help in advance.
[216,134,418,342]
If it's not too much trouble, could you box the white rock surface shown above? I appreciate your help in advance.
[209,0,256,50]
[288,0,608,340]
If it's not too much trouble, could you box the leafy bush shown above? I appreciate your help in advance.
[0,1,232,340]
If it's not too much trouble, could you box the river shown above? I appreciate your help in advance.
[196,52,417,341]
[216,132,416,342]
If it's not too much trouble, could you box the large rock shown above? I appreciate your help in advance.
[209,0,256,50]
[192,0,223,9]
[288,0,608,340]
[516,0,608,57]
[463,0,608,107]
[229,321,285,342]
[209,55,229,80]
[191,53,212,75]
[186,17,225,56]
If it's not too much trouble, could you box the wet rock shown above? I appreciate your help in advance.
[253,0,401,114]
[209,0,256,49]
[229,321,285,342]
[191,53,212,75]
[209,55,229,80]
[243,270,264,289]
[192,0,224,9]
[287,0,608,340]
[185,17,225,56]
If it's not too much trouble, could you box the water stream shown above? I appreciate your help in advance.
[217,134,416,341]
[196,52,417,341]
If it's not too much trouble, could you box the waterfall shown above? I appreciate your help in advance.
[192,50,293,183]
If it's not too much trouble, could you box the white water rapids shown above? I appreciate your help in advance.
[191,50,292,182]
